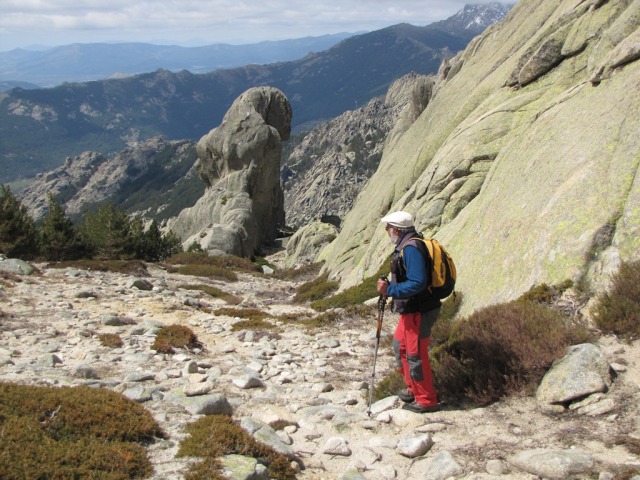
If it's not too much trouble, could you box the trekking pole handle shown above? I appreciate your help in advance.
[376,276,388,337]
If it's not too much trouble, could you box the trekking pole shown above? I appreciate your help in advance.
[367,276,388,417]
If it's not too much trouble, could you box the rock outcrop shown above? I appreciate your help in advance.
[320,0,640,316]
[283,73,433,229]
[17,137,200,222]
[169,87,292,257]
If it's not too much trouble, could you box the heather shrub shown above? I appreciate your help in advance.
[166,252,260,273]
[99,333,124,348]
[177,415,296,480]
[0,383,163,480]
[432,298,594,405]
[431,292,463,348]
[152,324,202,353]
[592,260,640,340]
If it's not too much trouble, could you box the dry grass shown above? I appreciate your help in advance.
[177,415,296,480]
[0,383,163,480]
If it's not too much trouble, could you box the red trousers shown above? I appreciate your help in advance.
[393,310,438,407]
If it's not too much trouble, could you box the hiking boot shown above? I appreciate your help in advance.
[397,389,415,403]
[402,401,440,414]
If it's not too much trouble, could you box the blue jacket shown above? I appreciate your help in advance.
[388,231,441,313]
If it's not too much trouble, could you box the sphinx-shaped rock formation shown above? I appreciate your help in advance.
[169,87,292,257]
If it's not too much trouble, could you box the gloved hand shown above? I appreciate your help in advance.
[376,277,389,297]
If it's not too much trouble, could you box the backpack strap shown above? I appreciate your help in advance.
[399,237,431,260]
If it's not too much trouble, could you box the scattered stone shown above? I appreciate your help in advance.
[0,257,34,275]
[72,364,99,379]
[509,448,595,479]
[323,436,352,456]
[220,454,269,480]
[178,393,233,416]
[537,343,611,407]
[123,385,152,403]
[396,433,433,458]
[486,459,506,475]
[368,396,399,416]
[127,279,153,291]
[420,450,464,480]
[233,374,265,389]
[183,381,215,397]
[240,417,295,458]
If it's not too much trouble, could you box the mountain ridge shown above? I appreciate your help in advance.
[0,3,511,183]
[0,34,355,89]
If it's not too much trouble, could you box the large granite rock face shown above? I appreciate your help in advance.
[320,0,640,315]
[169,87,292,257]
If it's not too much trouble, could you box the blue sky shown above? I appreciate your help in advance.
[0,0,506,51]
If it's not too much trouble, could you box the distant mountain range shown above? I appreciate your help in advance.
[0,3,512,183]
[0,34,355,89]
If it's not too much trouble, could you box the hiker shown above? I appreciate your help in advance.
[376,210,440,413]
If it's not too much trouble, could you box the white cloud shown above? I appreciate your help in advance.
[0,0,508,50]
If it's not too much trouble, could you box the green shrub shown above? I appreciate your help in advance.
[152,324,202,353]
[179,284,242,305]
[177,415,296,480]
[292,272,339,304]
[99,333,124,348]
[0,383,163,480]
[373,370,405,402]
[592,260,640,340]
[431,299,594,405]
[309,260,389,311]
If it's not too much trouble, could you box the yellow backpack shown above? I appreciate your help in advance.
[401,237,457,299]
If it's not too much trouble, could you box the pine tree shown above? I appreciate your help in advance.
[80,204,131,260]
[160,229,183,260]
[39,193,89,261]
[0,186,39,259]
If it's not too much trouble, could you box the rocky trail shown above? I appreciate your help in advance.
[1,258,639,480]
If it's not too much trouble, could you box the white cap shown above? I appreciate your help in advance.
[381,211,414,228]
